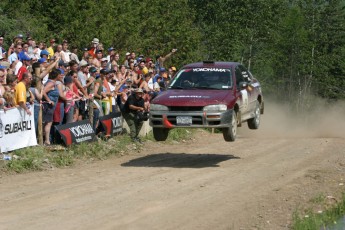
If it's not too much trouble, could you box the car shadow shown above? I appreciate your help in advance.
[121,153,240,168]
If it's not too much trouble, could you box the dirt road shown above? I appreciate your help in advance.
[0,102,345,230]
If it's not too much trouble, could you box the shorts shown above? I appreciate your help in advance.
[42,103,55,123]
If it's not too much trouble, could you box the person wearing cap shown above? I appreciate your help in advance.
[14,72,32,116]
[101,57,108,69]
[47,39,56,60]
[106,47,115,62]
[81,47,89,62]
[0,35,7,60]
[122,88,146,143]
[40,49,50,59]
[169,66,177,79]
[16,55,32,81]
[88,38,100,59]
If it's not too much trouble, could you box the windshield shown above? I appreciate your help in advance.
[169,68,232,90]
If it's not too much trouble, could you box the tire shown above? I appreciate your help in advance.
[223,111,237,142]
[153,127,169,141]
[247,101,260,129]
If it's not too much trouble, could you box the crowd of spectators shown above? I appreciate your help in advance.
[0,34,178,144]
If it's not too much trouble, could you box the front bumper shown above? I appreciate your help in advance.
[149,109,234,128]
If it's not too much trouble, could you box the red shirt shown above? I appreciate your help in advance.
[17,66,27,81]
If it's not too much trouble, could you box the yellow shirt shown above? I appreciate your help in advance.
[47,47,54,59]
[14,81,27,105]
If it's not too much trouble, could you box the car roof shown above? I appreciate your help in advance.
[182,61,239,69]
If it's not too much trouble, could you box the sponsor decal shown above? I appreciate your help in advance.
[193,68,227,72]
[0,107,37,153]
[55,120,96,146]
[99,112,123,136]
[169,95,210,99]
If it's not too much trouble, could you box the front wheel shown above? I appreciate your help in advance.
[247,101,260,129]
[153,127,169,141]
[223,111,237,142]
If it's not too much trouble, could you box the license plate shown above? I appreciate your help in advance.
[176,116,192,125]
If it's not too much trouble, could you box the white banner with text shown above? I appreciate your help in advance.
[0,107,37,153]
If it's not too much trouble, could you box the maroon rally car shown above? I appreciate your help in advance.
[149,61,264,142]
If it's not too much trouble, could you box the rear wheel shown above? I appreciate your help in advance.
[153,128,169,141]
[247,101,260,129]
[223,111,237,142]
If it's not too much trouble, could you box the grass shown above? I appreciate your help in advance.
[1,128,195,174]
[292,193,345,229]
[1,134,140,173]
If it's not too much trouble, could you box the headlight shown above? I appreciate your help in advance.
[203,104,227,112]
[150,104,169,111]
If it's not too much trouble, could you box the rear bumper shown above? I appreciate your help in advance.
[149,109,234,128]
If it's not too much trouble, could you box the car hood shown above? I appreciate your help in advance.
[152,89,235,107]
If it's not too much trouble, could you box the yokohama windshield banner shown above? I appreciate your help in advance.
[0,107,37,153]
[98,112,123,136]
[55,120,96,146]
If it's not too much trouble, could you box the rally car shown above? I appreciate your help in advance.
[149,61,264,142]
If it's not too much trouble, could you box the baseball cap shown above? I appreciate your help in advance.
[96,49,103,54]
[17,34,24,39]
[57,68,65,75]
[89,67,97,73]
[40,50,49,57]
[135,88,144,93]
[64,75,73,84]
[126,78,132,82]
[38,58,47,64]
[21,55,31,61]
[101,57,108,62]
[160,67,166,72]
[79,60,88,67]
[100,69,109,74]
[58,60,69,67]
[171,66,177,71]
[92,38,99,44]
[108,47,115,52]
[125,52,130,56]
[50,39,56,43]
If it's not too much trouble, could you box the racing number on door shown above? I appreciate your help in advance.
[241,89,249,111]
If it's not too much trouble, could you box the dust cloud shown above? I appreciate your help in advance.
[238,97,345,139]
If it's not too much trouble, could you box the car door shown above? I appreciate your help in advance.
[238,65,257,116]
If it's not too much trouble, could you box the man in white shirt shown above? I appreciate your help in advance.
[61,40,71,63]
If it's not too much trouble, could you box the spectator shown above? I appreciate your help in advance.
[91,67,108,131]
[0,66,6,109]
[29,77,42,133]
[54,44,66,63]
[122,88,146,143]
[155,49,177,72]
[8,43,22,65]
[14,72,32,115]
[47,39,56,60]
[106,47,115,62]
[42,69,62,145]
[61,40,71,63]
[17,55,32,81]
[0,35,7,60]
[88,38,100,58]
[64,73,80,123]
[52,68,68,126]
[81,47,89,62]
[70,46,80,64]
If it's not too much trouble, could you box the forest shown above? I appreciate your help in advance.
[1,0,344,110]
